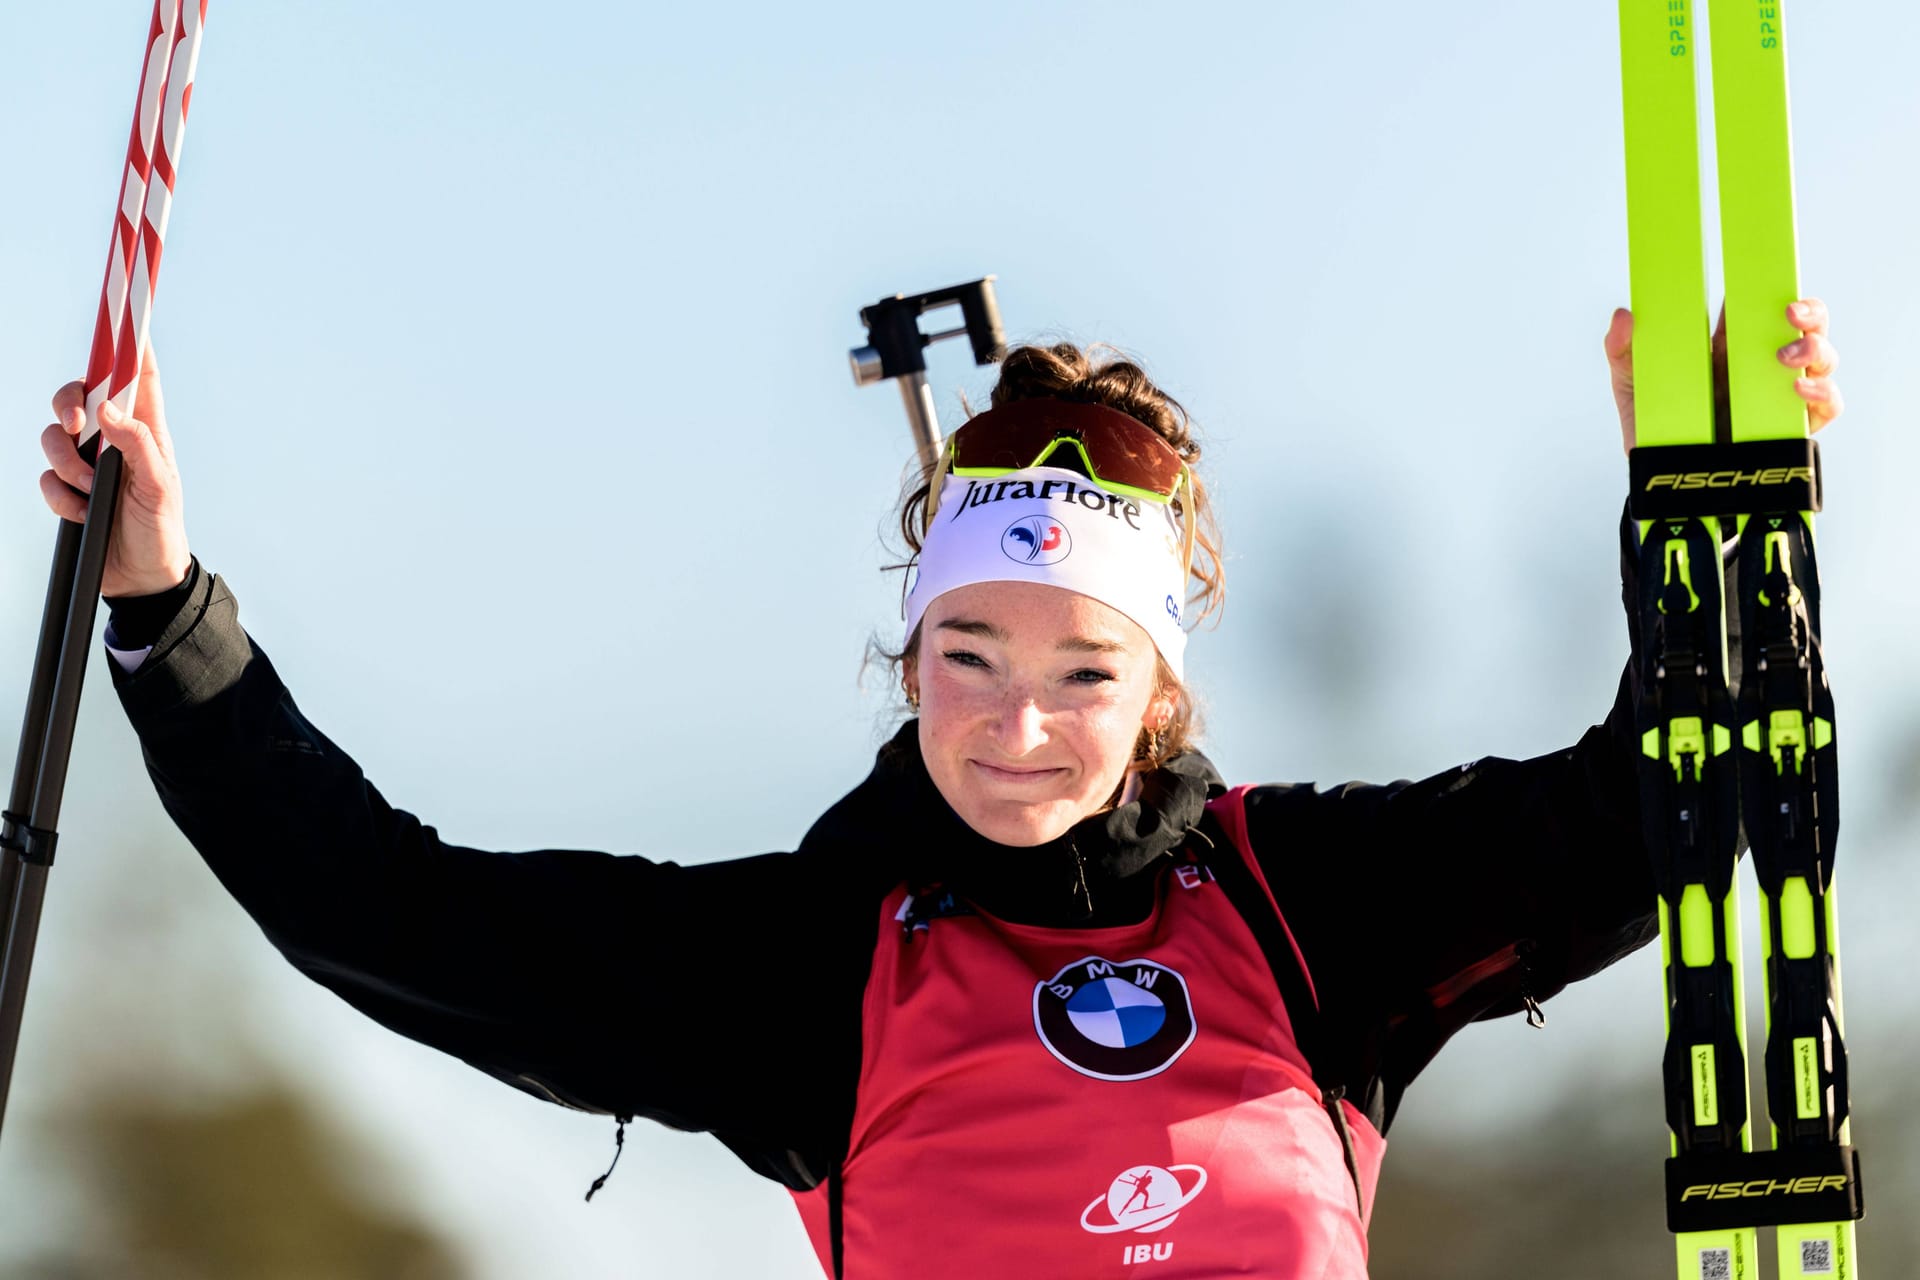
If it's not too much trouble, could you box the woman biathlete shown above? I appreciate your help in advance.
[37,304,1842,1277]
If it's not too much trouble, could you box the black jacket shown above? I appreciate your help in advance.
[103,540,1656,1193]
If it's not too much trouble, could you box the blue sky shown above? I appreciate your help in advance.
[4,2,1918,1274]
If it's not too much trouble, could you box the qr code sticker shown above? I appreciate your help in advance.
[1699,1248,1731,1280]
[1800,1237,1835,1274]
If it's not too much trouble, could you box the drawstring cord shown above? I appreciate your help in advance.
[1517,939,1546,1028]
[1321,1086,1366,1219]
[1069,838,1094,920]
[584,1117,629,1202]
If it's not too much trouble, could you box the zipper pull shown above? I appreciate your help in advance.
[1069,838,1094,920]
[1517,939,1545,1028]
[584,1116,629,1202]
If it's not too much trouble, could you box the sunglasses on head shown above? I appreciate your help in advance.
[923,397,1195,577]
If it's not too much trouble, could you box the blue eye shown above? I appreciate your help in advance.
[942,650,988,668]
[1071,669,1116,684]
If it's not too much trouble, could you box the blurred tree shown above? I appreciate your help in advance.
[0,690,466,1280]
[9,1086,464,1280]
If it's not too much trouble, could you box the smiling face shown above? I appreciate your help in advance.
[908,580,1176,848]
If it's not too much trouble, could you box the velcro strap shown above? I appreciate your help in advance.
[0,810,58,866]
[1629,439,1822,518]
[1666,1145,1863,1231]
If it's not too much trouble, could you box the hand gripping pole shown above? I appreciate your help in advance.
[0,0,207,1140]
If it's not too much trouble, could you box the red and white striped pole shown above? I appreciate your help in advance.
[82,0,204,448]
[0,0,209,1136]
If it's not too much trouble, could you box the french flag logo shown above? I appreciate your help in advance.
[1001,516,1071,566]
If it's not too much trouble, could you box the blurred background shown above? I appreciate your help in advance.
[4,1,1916,1275]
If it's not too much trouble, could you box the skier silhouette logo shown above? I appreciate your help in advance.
[1079,1163,1209,1234]
[1118,1170,1158,1214]
[1001,516,1071,565]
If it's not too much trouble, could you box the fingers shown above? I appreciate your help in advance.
[41,359,177,533]
[1779,331,1838,378]
[1605,306,1638,455]
[1603,307,1633,363]
[42,382,96,522]
[1796,375,1842,433]
[1782,297,1840,432]
[1607,296,1841,445]
[1788,297,1829,335]
[48,343,171,455]
[1780,297,1836,376]
[50,380,86,436]
[96,399,165,477]
[39,470,89,523]
[1798,378,1841,428]
[40,421,95,495]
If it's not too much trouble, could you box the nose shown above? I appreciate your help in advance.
[989,689,1048,757]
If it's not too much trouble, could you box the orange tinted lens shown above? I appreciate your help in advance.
[948,400,1184,497]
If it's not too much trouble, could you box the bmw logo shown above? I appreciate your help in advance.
[1033,956,1196,1081]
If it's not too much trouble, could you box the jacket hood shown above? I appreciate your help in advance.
[801,719,1225,928]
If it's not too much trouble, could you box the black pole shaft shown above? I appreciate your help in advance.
[0,519,83,916]
[0,443,125,1132]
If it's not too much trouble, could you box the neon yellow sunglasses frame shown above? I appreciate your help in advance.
[922,431,1196,584]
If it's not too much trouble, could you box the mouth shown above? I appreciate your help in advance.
[967,759,1075,790]
[970,760,1068,786]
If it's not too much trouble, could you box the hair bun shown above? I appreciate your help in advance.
[989,343,1200,466]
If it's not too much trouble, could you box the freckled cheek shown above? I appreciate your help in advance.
[918,684,996,776]
[1044,705,1138,774]
[1080,713,1143,770]
[921,680,1001,729]
[921,687,1127,766]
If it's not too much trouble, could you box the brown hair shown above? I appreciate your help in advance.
[888,342,1223,771]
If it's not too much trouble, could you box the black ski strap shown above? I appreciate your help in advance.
[1198,820,1371,1218]
[1627,437,1822,517]
[827,1159,846,1278]
[0,810,58,866]
[1199,820,1328,1079]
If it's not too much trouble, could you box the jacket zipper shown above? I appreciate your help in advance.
[1424,938,1541,1024]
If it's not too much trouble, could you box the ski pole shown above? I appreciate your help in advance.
[0,0,207,1140]
[849,278,1006,475]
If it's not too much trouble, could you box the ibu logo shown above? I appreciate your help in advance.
[1120,1241,1178,1264]
[1080,1163,1207,1237]
[1033,956,1195,1081]
[1081,1162,1207,1266]
[1001,515,1071,565]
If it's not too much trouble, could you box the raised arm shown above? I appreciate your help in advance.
[1242,650,1652,1132]
[39,360,875,1189]
[1245,298,1844,1132]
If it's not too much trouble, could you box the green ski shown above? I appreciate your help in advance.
[1618,2,1863,1277]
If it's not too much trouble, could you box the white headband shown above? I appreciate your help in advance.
[904,465,1189,678]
